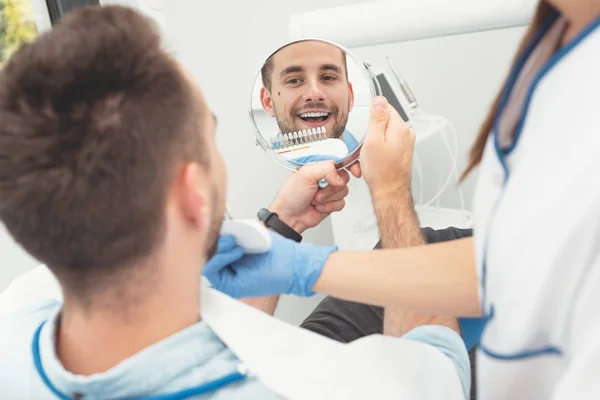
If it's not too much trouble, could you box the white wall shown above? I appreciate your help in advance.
[0,227,40,292]
[351,28,527,210]
[0,0,527,327]
[330,26,529,251]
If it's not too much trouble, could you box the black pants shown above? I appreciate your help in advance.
[299,227,477,400]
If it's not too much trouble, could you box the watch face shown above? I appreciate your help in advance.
[257,208,271,221]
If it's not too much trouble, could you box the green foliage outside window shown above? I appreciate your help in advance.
[0,0,39,67]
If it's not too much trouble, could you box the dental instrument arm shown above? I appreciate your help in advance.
[313,237,481,317]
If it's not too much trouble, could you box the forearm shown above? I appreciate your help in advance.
[313,237,482,317]
[374,191,460,336]
[241,295,280,315]
[384,309,460,336]
[375,190,424,250]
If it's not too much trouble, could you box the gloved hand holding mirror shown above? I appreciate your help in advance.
[250,38,378,184]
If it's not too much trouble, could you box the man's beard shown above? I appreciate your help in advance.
[205,186,224,260]
[274,102,349,140]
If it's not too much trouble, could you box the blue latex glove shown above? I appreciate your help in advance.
[203,232,337,298]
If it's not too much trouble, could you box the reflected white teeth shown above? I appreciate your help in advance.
[300,112,329,118]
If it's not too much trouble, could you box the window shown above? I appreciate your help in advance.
[47,0,100,24]
[0,0,100,68]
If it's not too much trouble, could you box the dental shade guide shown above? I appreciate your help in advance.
[270,127,329,150]
[267,126,343,189]
[269,126,348,165]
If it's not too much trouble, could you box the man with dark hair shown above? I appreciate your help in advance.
[0,5,345,398]
[0,5,216,296]
[0,5,471,399]
[258,40,359,164]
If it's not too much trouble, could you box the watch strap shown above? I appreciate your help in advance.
[257,208,302,242]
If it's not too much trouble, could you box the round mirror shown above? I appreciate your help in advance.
[250,38,379,170]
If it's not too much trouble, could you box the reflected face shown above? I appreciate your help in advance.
[260,41,354,139]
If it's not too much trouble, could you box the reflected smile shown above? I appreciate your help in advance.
[297,111,330,128]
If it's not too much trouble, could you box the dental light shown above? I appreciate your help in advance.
[288,0,538,48]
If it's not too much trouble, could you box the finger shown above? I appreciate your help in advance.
[204,265,237,296]
[321,164,346,187]
[386,103,415,145]
[216,235,237,252]
[204,265,235,284]
[336,168,350,185]
[367,96,390,142]
[312,185,349,205]
[312,170,350,203]
[204,246,245,273]
[313,176,349,204]
[297,161,344,187]
[315,199,346,213]
[348,162,361,178]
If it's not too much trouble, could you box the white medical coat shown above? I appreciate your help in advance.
[473,13,600,400]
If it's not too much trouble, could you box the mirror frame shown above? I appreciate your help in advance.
[249,38,380,172]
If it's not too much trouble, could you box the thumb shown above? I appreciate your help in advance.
[348,161,361,178]
[367,96,389,141]
[323,164,345,187]
[299,161,344,186]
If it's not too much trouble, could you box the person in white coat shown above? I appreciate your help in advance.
[205,1,600,398]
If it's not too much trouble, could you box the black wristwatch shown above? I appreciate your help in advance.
[257,208,302,242]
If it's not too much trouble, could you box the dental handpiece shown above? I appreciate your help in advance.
[386,56,418,110]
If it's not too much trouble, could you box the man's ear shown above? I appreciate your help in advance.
[260,87,276,117]
[348,81,355,113]
[177,162,210,229]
